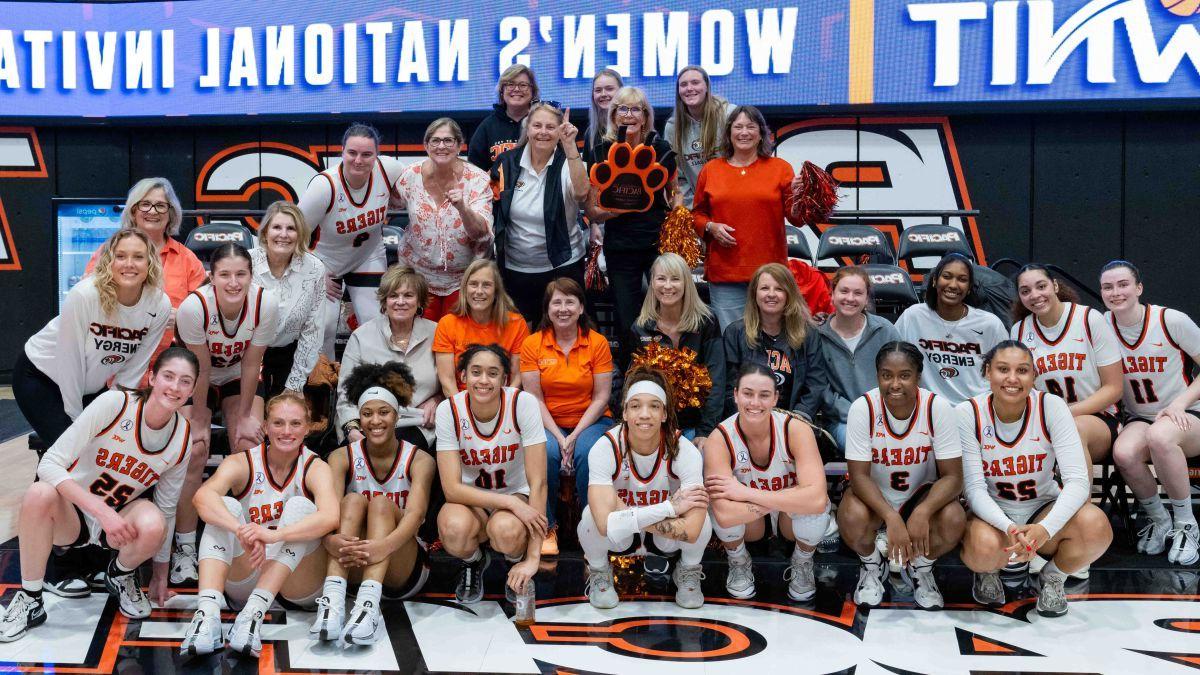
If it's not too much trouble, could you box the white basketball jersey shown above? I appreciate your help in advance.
[186,284,269,387]
[68,392,191,510]
[311,160,397,278]
[715,411,798,496]
[1013,303,1116,415]
[856,388,944,510]
[965,391,1060,512]
[236,443,319,527]
[603,426,680,508]
[1107,305,1200,419]
[449,388,529,496]
[346,440,419,508]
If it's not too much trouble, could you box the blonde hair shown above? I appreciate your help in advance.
[496,63,539,106]
[258,201,311,258]
[636,253,712,334]
[91,229,164,316]
[122,177,183,236]
[517,103,565,146]
[377,265,430,314]
[451,259,518,330]
[587,68,624,150]
[604,87,655,145]
[670,66,726,165]
[266,390,311,423]
[744,263,811,349]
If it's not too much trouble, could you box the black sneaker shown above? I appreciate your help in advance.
[455,549,491,605]
[0,591,47,642]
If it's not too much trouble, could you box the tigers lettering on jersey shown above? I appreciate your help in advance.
[93,447,161,487]
[450,388,530,495]
[189,285,265,380]
[1107,305,1200,417]
[348,440,417,508]
[1122,356,1169,374]
[335,205,388,235]
[871,446,932,467]
[717,411,799,499]
[969,391,1059,506]
[861,389,940,506]
[608,428,677,509]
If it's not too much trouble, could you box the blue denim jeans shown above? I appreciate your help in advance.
[707,282,750,332]
[545,417,616,529]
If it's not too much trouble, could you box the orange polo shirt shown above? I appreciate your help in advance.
[433,312,530,387]
[520,328,613,428]
[691,156,799,283]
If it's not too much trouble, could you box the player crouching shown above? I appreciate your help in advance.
[310,363,435,646]
[837,343,965,609]
[180,393,340,657]
[705,364,831,602]
[1,347,197,641]
[577,368,713,610]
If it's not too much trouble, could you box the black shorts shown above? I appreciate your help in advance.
[57,504,113,552]
[186,378,267,409]
[383,540,431,600]
[1088,412,1122,446]
[899,483,934,521]
[1124,409,1200,426]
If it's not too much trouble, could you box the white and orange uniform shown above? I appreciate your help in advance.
[176,284,279,387]
[38,391,191,561]
[845,388,960,510]
[1012,302,1120,414]
[435,387,545,497]
[236,443,320,527]
[956,391,1090,539]
[715,410,799,497]
[1105,305,1200,421]
[346,439,420,508]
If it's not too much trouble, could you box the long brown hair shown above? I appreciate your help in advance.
[620,366,680,463]
[744,263,811,349]
[670,66,726,164]
[450,259,519,329]
[1011,263,1080,323]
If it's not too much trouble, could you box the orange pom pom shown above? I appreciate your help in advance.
[629,342,712,411]
[658,205,703,269]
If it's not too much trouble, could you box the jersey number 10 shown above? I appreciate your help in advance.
[475,469,508,490]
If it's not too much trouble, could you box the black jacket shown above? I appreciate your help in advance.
[722,319,828,420]
[630,314,725,436]
[490,145,574,270]
[468,104,523,171]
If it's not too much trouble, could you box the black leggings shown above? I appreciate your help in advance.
[11,351,101,451]
[261,341,299,400]
[501,258,586,327]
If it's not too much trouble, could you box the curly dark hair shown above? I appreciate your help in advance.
[342,361,416,408]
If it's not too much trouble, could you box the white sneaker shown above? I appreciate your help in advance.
[875,531,901,573]
[309,595,344,642]
[585,565,619,610]
[1137,517,1172,555]
[180,609,223,656]
[784,551,816,602]
[725,554,756,599]
[170,544,199,585]
[340,598,383,646]
[0,591,46,642]
[228,605,265,658]
[852,564,886,607]
[907,565,944,610]
[972,571,1005,606]
[1168,522,1200,566]
[672,563,706,609]
[105,572,151,619]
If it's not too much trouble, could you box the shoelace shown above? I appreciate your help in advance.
[1139,520,1168,540]
[980,573,1003,597]
[585,569,612,595]
[1041,574,1066,604]
[857,565,884,589]
[728,559,754,582]
[114,574,145,602]
[784,559,813,581]
[3,594,32,622]
[677,567,705,588]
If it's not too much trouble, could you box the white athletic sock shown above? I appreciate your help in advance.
[463,549,483,564]
[1139,496,1171,524]
[912,555,935,569]
[793,544,814,560]
[21,579,43,594]
[197,589,223,618]
[1041,559,1067,583]
[176,530,197,547]
[1170,499,1197,527]
[726,542,748,559]
[859,550,883,567]
[357,580,383,607]
[246,588,275,613]
[322,576,347,604]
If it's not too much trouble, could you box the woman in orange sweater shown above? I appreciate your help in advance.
[692,105,803,330]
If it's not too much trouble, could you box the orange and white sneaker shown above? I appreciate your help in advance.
[541,529,560,557]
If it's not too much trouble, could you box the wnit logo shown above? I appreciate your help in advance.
[0,127,48,271]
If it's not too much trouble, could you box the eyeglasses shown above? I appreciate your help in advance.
[615,105,644,116]
[533,99,562,110]
[136,201,170,214]
[505,82,532,92]
[427,137,460,147]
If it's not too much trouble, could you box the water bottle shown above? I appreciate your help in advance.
[513,581,536,628]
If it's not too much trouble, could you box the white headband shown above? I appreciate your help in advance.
[358,387,399,412]
[625,380,667,405]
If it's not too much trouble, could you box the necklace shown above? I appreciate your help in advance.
[390,327,412,351]
[936,305,968,338]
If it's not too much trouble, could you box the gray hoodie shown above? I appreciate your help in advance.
[815,314,902,424]
[664,99,734,207]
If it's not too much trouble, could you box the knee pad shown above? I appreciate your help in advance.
[711,515,746,543]
[790,501,832,548]
[199,497,246,563]
[267,497,319,571]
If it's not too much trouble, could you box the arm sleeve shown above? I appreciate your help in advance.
[37,391,128,487]
[151,439,191,563]
[1084,308,1120,367]
[251,290,281,347]
[54,286,95,420]
[587,434,618,486]
[1165,308,1200,359]
[516,391,548,445]
[297,174,334,233]
[1037,394,1090,539]
[843,397,873,462]
[956,401,1015,535]
[175,293,207,345]
[672,439,704,488]
[796,331,830,419]
[929,395,963,460]
[698,321,726,436]
[435,400,460,452]
[115,294,170,390]
[286,260,327,392]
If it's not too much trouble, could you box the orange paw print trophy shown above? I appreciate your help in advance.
[590,127,671,214]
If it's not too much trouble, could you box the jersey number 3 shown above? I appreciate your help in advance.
[89,472,135,509]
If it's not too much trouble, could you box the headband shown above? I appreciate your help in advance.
[625,380,667,405]
[358,387,399,412]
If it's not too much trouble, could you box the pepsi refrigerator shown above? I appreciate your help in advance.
[53,198,125,311]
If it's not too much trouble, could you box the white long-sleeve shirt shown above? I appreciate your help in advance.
[250,248,326,392]
[955,391,1089,539]
[38,391,191,562]
[25,280,170,419]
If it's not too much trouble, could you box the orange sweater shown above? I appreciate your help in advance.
[692,157,799,283]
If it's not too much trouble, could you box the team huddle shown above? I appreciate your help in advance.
[4,109,1200,662]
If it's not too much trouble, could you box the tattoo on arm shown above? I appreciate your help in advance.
[745,503,765,517]
[652,517,689,541]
